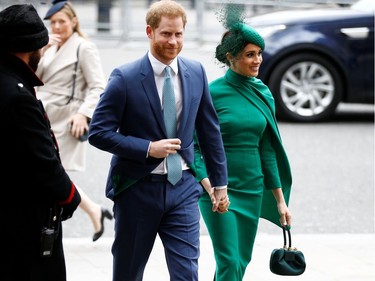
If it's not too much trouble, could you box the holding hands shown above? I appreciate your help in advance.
[200,178,230,214]
[149,141,231,213]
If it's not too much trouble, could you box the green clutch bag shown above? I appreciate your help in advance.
[269,225,306,276]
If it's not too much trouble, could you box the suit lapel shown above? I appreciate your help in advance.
[140,55,166,135]
[177,58,191,137]
[139,56,192,138]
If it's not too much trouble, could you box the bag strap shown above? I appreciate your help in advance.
[282,225,292,249]
[66,43,82,104]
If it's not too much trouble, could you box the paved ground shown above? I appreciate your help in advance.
[64,233,375,281]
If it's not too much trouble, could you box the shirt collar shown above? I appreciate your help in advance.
[148,51,178,76]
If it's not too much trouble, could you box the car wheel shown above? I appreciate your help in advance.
[268,53,342,122]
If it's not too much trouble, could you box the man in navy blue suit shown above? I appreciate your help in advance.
[89,1,228,280]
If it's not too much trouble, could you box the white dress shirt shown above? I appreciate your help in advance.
[147,51,189,174]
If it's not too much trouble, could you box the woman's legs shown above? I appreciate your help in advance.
[75,185,113,241]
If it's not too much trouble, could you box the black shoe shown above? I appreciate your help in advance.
[92,208,113,242]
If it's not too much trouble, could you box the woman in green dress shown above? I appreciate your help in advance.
[194,23,293,281]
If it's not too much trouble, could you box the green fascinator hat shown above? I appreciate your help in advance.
[214,3,265,66]
[231,22,265,51]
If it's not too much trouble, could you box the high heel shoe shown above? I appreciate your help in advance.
[92,208,113,242]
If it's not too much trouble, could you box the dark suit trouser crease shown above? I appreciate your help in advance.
[112,170,202,281]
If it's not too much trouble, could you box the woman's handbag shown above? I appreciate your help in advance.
[269,225,306,276]
[66,43,89,142]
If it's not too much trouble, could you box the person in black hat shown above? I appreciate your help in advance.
[36,0,112,242]
[0,4,81,281]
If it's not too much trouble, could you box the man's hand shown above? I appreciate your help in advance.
[148,138,181,158]
[212,188,230,214]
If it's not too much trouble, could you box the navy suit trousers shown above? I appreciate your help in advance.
[112,170,203,281]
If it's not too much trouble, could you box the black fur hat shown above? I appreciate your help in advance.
[0,4,49,52]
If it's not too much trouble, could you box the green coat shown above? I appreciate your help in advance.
[194,68,292,280]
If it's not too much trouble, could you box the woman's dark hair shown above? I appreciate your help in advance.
[215,29,248,66]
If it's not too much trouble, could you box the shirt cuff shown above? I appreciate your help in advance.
[146,141,151,158]
[213,185,227,190]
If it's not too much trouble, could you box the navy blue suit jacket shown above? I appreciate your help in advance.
[89,53,227,199]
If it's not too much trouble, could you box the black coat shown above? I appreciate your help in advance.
[0,53,81,281]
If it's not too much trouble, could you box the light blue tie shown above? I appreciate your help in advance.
[163,66,182,185]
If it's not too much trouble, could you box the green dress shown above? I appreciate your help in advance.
[194,68,292,281]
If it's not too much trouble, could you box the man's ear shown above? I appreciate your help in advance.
[146,25,153,39]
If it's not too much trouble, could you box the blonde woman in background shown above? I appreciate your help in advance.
[36,0,112,242]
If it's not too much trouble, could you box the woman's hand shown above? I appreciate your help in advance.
[200,178,215,203]
[42,34,61,54]
[69,113,89,139]
[277,201,292,226]
[272,188,292,226]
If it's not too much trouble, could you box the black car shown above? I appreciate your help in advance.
[248,0,374,122]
